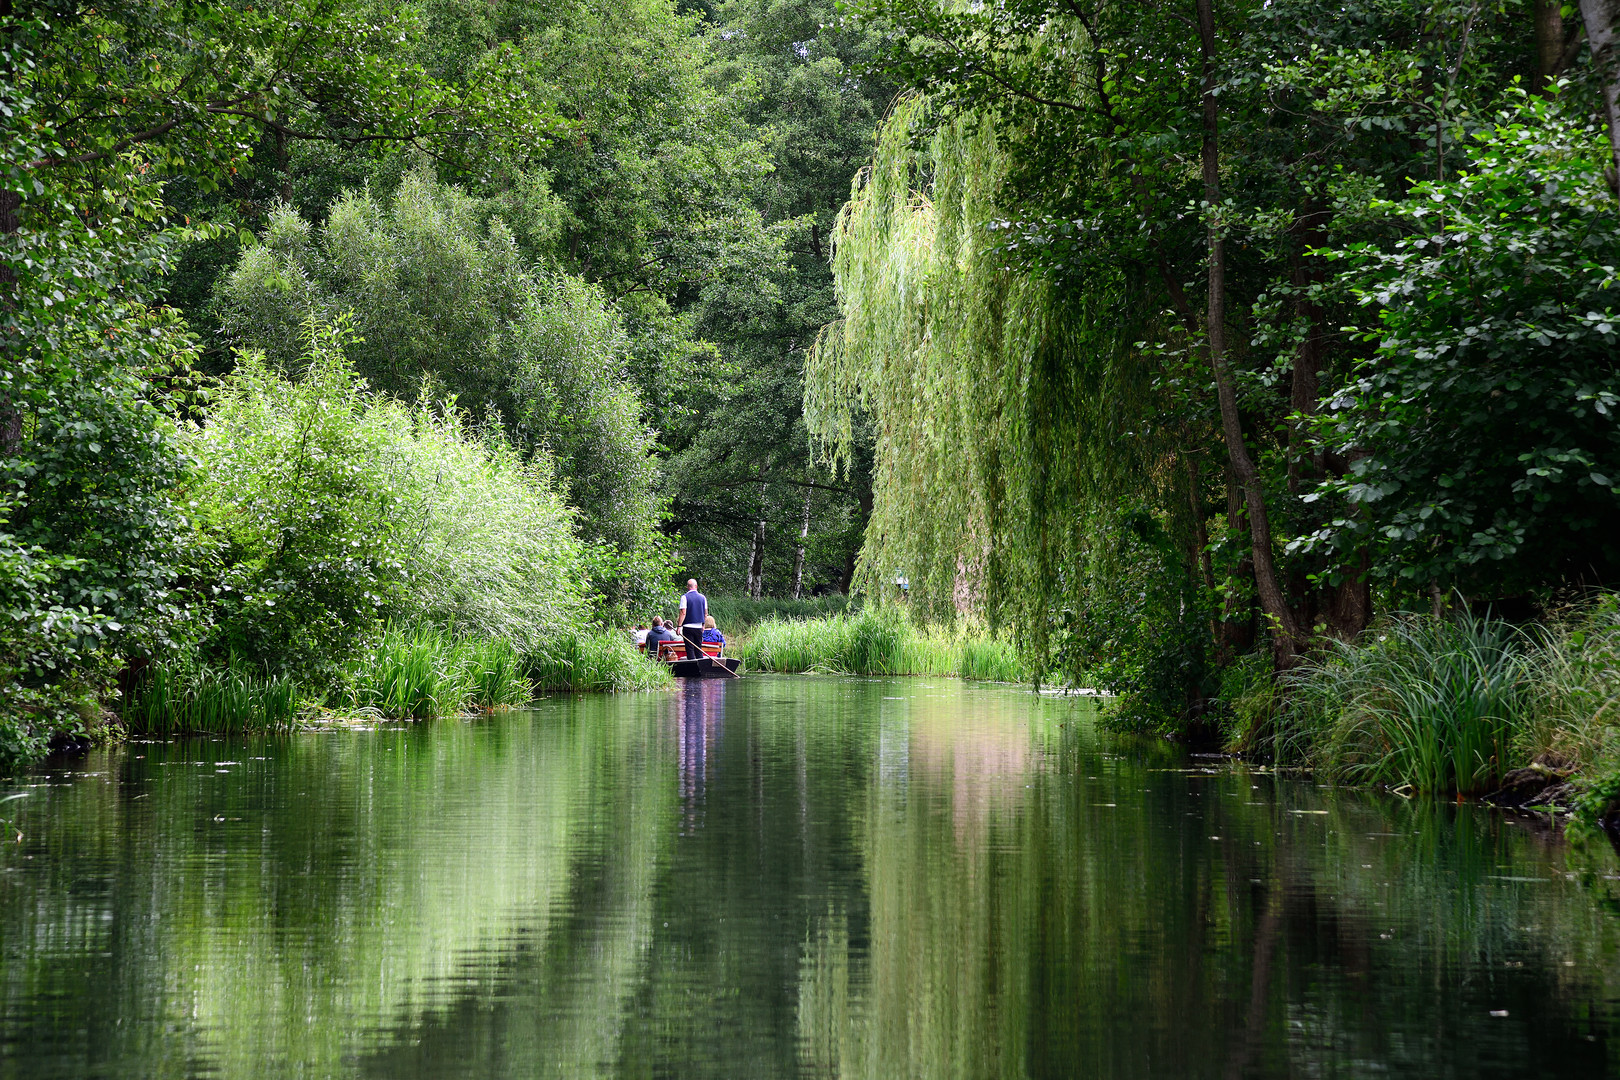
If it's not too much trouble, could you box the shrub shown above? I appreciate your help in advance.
[183,321,587,678]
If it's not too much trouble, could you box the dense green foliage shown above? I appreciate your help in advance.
[186,325,587,673]
[1301,94,1620,589]
[2,0,890,758]
[213,170,658,555]
[812,0,1620,744]
[10,0,1620,800]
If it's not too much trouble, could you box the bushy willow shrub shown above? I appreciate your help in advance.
[213,166,659,559]
[806,94,1198,687]
[182,320,587,679]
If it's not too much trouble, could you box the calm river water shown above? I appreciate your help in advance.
[3,676,1619,1078]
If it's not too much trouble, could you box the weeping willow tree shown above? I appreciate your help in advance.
[808,95,1216,690]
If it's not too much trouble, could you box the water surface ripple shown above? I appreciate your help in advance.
[2,676,1618,1078]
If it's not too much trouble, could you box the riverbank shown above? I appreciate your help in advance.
[1,334,670,767]
[118,627,674,738]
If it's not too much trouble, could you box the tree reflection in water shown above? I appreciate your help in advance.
[3,678,1620,1079]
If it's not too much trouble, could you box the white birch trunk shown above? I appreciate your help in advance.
[1581,0,1620,190]
[791,489,811,600]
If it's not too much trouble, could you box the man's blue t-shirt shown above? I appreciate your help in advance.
[681,590,707,627]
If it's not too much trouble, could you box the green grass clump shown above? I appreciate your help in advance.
[1279,611,1531,794]
[523,629,674,692]
[124,659,300,735]
[347,627,481,719]
[704,595,852,639]
[738,609,1021,680]
[127,626,669,733]
[345,627,538,719]
[461,637,530,712]
[738,617,828,673]
[958,637,1024,682]
[1521,595,1620,771]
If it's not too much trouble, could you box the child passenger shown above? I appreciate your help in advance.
[701,615,725,646]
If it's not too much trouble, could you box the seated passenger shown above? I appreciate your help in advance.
[645,617,678,656]
[633,624,649,646]
[701,615,725,646]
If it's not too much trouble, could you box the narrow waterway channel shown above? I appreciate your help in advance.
[2,676,1618,1078]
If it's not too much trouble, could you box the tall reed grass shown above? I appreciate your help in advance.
[124,659,300,735]
[957,637,1024,682]
[523,629,674,692]
[345,627,538,719]
[1279,611,1531,794]
[738,610,1024,681]
[1519,595,1620,771]
[125,625,671,733]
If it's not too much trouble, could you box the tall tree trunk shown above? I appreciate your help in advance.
[1285,224,1326,495]
[1185,456,1219,647]
[1537,0,1567,89]
[1197,0,1304,667]
[747,465,768,600]
[1,2,21,453]
[1581,0,1620,190]
[0,185,19,454]
[276,126,293,203]
[791,488,811,600]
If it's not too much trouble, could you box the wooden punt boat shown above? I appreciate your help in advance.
[653,640,742,678]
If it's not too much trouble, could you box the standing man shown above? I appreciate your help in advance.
[677,579,708,661]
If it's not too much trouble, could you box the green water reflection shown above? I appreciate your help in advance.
[2,676,1618,1078]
